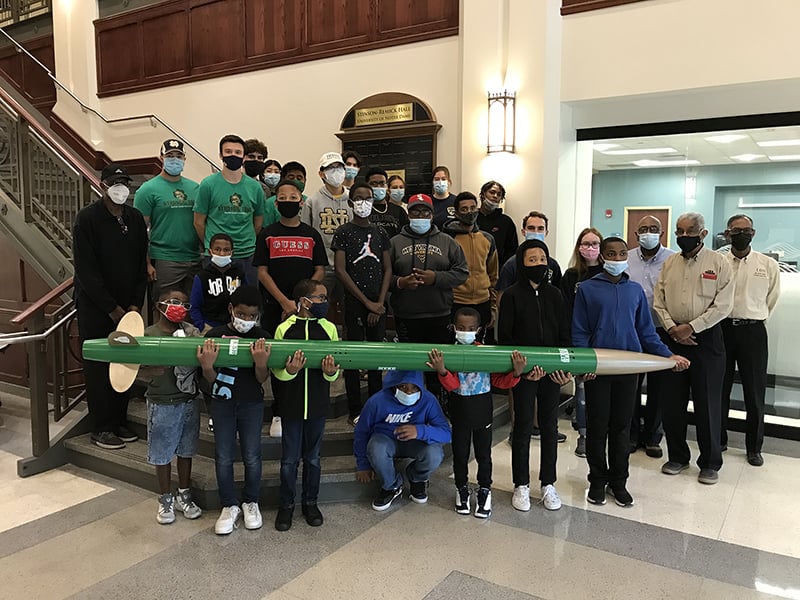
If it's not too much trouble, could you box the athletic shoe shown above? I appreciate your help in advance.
[645,444,663,459]
[91,431,125,450]
[302,504,324,526]
[242,502,262,529]
[661,461,690,475]
[410,480,428,504]
[455,485,471,515]
[698,469,719,485]
[557,431,567,443]
[608,485,634,507]
[215,505,241,535]
[157,492,175,524]
[275,506,293,531]
[207,417,214,433]
[347,415,360,427]
[575,435,587,458]
[586,483,607,505]
[531,428,541,439]
[474,487,492,519]
[511,484,531,512]
[269,417,282,438]
[115,425,138,443]
[541,484,562,511]
[721,444,728,452]
[747,452,764,467]
[174,489,202,519]
[372,487,402,511]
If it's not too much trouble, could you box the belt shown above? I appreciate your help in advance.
[728,318,763,326]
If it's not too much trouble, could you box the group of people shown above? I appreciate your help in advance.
[72,134,781,535]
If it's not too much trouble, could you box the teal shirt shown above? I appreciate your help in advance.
[194,172,265,258]
[134,175,200,262]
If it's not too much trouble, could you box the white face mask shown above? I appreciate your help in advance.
[638,232,660,250]
[232,316,257,334]
[107,183,130,205]
[352,200,373,218]
[211,254,232,267]
[324,166,346,188]
[395,388,421,406]
[455,330,478,345]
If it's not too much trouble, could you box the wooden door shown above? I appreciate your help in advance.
[624,206,672,250]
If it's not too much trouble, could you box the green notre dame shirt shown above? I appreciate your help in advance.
[194,172,265,258]
[134,175,201,262]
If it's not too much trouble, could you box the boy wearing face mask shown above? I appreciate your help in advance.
[190,233,245,333]
[142,288,203,525]
[354,370,452,512]
[572,237,689,507]
[73,163,148,450]
[331,183,392,425]
[342,150,362,188]
[442,192,499,336]
[198,285,272,535]
[365,167,408,238]
[476,180,518,267]
[263,161,307,228]
[271,279,340,531]
[426,308,526,518]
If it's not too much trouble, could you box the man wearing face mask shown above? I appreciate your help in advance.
[442,191,498,337]
[366,167,408,238]
[496,211,562,294]
[342,150,362,188]
[476,180,518,267]
[134,139,201,301]
[303,152,352,321]
[653,212,734,485]
[242,138,271,199]
[73,163,148,450]
[719,214,780,467]
[194,134,266,288]
[626,215,675,458]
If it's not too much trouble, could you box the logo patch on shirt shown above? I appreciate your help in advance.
[318,207,349,235]
[385,412,413,424]
[702,270,717,280]
[269,236,315,260]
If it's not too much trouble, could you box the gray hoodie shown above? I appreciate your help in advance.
[302,185,352,265]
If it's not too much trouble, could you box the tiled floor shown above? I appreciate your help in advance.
[0,389,798,600]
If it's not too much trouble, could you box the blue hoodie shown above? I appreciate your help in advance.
[572,272,671,357]
[353,370,452,471]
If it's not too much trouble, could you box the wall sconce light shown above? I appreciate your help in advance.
[487,90,516,154]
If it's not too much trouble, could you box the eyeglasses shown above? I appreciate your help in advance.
[728,228,754,236]
[305,294,328,302]
[116,215,128,235]
[637,226,661,234]
[159,300,191,309]
[579,241,600,248]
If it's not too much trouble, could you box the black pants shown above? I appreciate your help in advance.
[511,377,560,487]
[78,303,130,434]
[721,319,768,452]
[452,421,493,489]
[630,371,664,447]
[262,302,285,419]
[650,325,725,471]
[395,315,451,397]
[452,300,492,343]
[585,374,638,487]
[344,301,386,419]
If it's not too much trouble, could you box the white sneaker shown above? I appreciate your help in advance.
[511,485,531,512]
[541,484,562,511]
[269,417,282,438]
[215,505,241,535]
[157,493,175,524]
[174,489,202,519]
[242,501,263,530]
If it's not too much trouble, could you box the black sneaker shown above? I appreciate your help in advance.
[274,506,294,531]
[747,452,764,467]
[410,480,428,504]
[91,431,125,450]
[302,504,323,526]
[372,487,402,511]
[531,427,541,439]
[608,485,634,507]
[474,487,492,519]
[645,444,663,458]
[115,425,138,443]
[455,485,470,515]
[557,431,567,443]
[586,483,607,505]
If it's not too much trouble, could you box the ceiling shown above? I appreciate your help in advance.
[591,125,800,171]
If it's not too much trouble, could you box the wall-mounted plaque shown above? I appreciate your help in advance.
[355,103,413,127]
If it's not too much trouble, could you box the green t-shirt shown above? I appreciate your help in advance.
[263,193,308,228]
[134,175,201,262]
[194,172,265,258]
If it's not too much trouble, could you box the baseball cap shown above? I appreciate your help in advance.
[100,163,132,185]
[319,152,344,169]
[407,194,433,210]
[160,139,185,155]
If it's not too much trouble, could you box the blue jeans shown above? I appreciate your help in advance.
[211,398,264,507]
[366,433,444,491]
[279,416,326,508]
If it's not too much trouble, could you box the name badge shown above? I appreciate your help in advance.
[702,271,717,280]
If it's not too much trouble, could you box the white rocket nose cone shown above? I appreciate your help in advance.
[593,349,677,375]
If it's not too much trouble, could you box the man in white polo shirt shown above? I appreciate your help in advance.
[719,214,780,467]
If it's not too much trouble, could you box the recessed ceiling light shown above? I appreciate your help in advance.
[592,143,619,152]
[602,147,678,156]
[731,154,764,162]
[705,134,747,144]
[768,154,800,161]
[633,159,701,167]
[757,139,800,148]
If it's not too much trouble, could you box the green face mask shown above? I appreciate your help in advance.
[292,180,306,193]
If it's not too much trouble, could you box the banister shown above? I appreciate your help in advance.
[10,277,74,326]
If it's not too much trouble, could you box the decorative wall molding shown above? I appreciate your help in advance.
[561,0,649,16]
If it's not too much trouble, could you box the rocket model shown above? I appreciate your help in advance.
[83,313,678,392]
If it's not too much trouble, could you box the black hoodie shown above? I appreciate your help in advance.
[497,239,571,347]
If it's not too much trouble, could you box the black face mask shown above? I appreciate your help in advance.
[222,155,244,171]
[523,264,549,284]
[456,211,478,226]
[276,201,301,218]
[730,232,753,251]
[244,161,266,177]
[677,235,702,255]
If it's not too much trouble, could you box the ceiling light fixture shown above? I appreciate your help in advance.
[757,139,800,148]
[767,154,800,161]
[705,134,747,144]
[602,147,678,156]
[592,143,619,152]
[731,154,764,162]
[633,159,701,168]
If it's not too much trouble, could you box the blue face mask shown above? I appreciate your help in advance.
[345,166,359,181]
[163,157,184,176]
[525,231,546,242]
[389,189,405,203]
[409,218,432,235]
[264,173,280,188]
[372,187,387,201]
[395,388,421,406]
[638,232,660,250]
[603,260,628,276]
[433,181,448,196]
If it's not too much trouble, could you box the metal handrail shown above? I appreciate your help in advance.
[0,27,218,171]
[0,308,76,344]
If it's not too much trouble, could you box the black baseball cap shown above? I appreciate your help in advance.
[100,163,132,185]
